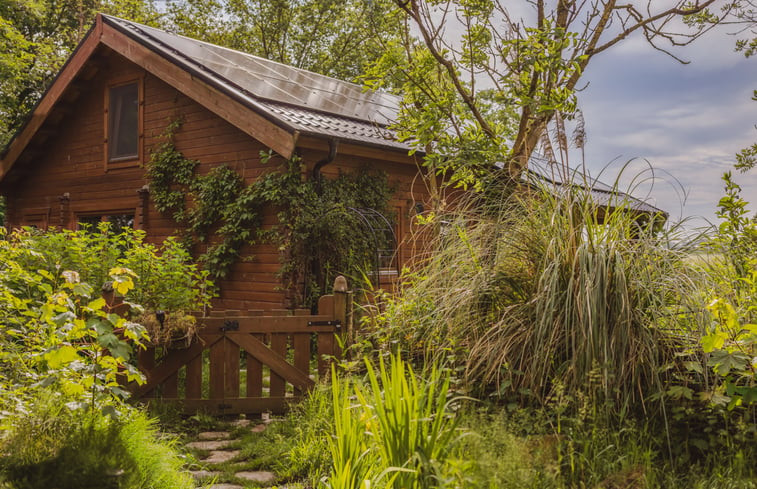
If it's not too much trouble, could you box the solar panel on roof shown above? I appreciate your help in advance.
[106,15,399,125]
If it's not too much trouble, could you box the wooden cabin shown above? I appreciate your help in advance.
[0,14,433,311]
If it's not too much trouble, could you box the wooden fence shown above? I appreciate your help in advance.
[131,276,350,415]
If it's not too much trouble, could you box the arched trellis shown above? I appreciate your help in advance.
[346,207,399,288]
[315,205,398,292]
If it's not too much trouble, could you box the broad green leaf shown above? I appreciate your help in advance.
[708,350,750,375]
[61,382,85,397]
[37,269,53,281]
[683,361,703,374]
[666,385,694,400]
[701,332,726,353]
[44,345,79,368]
[87,297,107,310]
[711,392,731,406]
[97,333,131,360]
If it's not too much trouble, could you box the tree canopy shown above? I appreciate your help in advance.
[364,0,734,193]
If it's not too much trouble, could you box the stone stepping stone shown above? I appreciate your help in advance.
[230,418,250,427]
[250,423,266,433]
[198,431,231,440]
[203,484,244,489]
[187,440,234,450]
[235,471,276,484]
[203,450,240,464]
[190,470,221,480]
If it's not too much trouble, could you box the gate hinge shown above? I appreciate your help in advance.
[220,320,239,332]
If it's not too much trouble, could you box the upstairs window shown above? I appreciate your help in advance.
[106,80,142,166]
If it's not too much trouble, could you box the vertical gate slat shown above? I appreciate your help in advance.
[138,347,156,398]
[269,334,287,397]
[224,337,240,398]
[317,333,334,378]
[209,339,225,399]
[163,372,178,398]
[246,333,263,398]
[293,333,310,396]
[185,353,203,399]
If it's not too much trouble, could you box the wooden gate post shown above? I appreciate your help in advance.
[332,275,352,356]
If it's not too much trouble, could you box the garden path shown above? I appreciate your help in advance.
[183,415,282,489]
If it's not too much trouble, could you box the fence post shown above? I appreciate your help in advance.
[332,275,352,357]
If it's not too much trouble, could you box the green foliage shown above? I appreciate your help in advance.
[456,409,556,489]
[0,391,194,489]
[324,371,377,489]
[734,92,757,173]
[368,180,695,415]
[258,153,395,307]
[324,355,466,489]
[3,224,213,313]
[0,226,213,418]
[696,173,757,409]
[0,258,147,417]
[365,1,724,192]
[146,119,199,220]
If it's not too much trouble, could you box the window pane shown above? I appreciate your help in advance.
[77,215,103,229]
[107,214,135,234]
[108,83,139,160]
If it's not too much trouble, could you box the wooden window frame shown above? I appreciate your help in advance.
[104,76,144,171]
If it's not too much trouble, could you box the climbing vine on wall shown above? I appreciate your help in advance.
[147,121,395,308]
[258,152,395,308]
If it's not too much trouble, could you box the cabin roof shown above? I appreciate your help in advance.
[526,157,666,217]
[102,15,406,150]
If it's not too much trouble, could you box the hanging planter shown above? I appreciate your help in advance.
[137,310,199,349]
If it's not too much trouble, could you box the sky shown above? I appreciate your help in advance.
[574,20,756,229]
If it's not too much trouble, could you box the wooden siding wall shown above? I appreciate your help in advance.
[2,49,432,310]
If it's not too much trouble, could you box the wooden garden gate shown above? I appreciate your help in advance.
[132,277,350,415]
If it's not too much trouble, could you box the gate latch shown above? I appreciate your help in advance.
[307,319,341,329]
[220,320,239,332]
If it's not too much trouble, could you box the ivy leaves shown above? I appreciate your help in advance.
[147,119,199,219]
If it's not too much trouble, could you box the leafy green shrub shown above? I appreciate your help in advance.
[0,262,148,418]
[698,172,757,408]
[0,390,193,489]
[3,225,213,314]
[0,225,213,347]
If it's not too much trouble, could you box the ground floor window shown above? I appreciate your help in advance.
[77,212,134,233]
